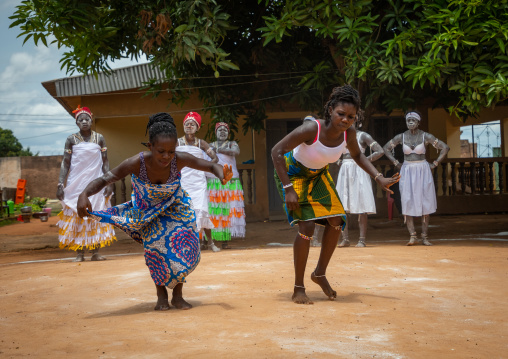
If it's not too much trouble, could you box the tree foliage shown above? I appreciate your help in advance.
[10,0,508,134]
[0,127,35,157]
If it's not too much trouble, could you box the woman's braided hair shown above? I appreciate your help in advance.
[145,112,177,143]
[323,84,361,123]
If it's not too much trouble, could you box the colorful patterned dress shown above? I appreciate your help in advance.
[206,143,246,242]
[274,119,348,227]
[58,131,116,250]
[89,152,200,289]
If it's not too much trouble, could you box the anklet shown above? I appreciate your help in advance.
[294,285,305,289]
[312,271,326,277]
[298,232,313,241]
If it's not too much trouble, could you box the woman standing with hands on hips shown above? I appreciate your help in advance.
[76,113,232,311]
[272,85,400,305]
[383,110,449,246]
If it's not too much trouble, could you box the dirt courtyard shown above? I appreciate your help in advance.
[1,214,507,358]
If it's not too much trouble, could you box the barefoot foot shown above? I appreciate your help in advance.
[154,299,170,311]
[338,239,350,248]
[311,272,337,300]
[171,296,193,310]
[292,286,313,304]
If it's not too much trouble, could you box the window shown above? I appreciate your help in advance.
[459,121,501,158]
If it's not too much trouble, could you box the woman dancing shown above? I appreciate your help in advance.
[271,85,399,304]
[76,113,232,311]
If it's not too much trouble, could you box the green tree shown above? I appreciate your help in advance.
[10,0,508,133]
[0,127,34,157]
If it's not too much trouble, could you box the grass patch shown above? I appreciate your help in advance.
[0,219,17,228]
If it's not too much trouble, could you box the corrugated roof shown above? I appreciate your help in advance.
[46,63,165,97]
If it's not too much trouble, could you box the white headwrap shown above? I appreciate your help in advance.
[405,112,421,121]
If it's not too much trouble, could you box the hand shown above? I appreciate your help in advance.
[56,186,64,201]
[77,192,93,218]
[221,164,233,185]
[104,184,112,198]
[376,172,401,194]
[284,187,300,211]
[396,163,402,171]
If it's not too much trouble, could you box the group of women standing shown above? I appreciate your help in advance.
[58,83,449,309]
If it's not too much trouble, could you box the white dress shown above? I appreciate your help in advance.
[399,133,437,216]
[335,132,376,214]
[58,135,116,250]
[176,138,214,231]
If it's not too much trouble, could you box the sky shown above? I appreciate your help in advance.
[0,0,148,156]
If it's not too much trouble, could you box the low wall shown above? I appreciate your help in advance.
[0,156,63,201]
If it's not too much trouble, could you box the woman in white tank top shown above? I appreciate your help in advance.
[272,85,400,305]
[383,110,450,246]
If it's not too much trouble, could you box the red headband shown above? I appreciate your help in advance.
[183,112,202,129]
[215,122,229,132]
[72,105,92,119]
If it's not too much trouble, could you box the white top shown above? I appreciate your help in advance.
[293,118,347,169]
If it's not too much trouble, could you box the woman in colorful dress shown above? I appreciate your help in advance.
[76,113,232,311]
[336,111,385,248]
[205,122,246,250]
[176,112,218,248]
[383,110,449,246]
[271,85,400,305]
[56,105,115,262]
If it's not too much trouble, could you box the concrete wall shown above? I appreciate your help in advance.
[20,156,63,199]
[0,157,21,188]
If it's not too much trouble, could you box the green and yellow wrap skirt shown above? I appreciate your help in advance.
[275,151,346,228]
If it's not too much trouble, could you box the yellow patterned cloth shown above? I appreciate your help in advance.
[274,150,346,228]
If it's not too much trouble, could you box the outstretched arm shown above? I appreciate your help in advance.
[76,155,139,217]
[177,152,232,184]
[349,128,400,193]
[425,133,450,169]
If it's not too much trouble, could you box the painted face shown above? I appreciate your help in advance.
[148,135,176,168]
[184,120,198,135]
[406,117,420,130]
[329,102,357,131]
[216,126,229,141]
[76,113,92,130]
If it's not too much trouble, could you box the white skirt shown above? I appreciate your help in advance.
[399,160,437,216]
[335,159,376,214]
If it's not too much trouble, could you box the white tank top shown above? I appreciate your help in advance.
[293,118,348,169]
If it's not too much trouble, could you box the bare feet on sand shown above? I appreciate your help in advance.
[292,286,313,305]
[154,285,170,311]
[311,271,337,300]
[171,296,193,310]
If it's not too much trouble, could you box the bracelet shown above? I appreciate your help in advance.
[283,183,293,189]
[433,160,439,167]
[393,160,399,166]
[374,173,383,181]
[57,183,64,187]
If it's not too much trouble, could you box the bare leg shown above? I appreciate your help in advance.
[406,216,417,246]
[171,283,193,310]
[311,217,341,300]
[154,285,170,311]
[292,220,314,304]
[421,215,432,245]
[73,249,85,262]
[338,214,350,247]
[356,213,368,247]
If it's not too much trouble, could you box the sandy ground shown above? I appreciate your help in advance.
[1,214,508,358]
